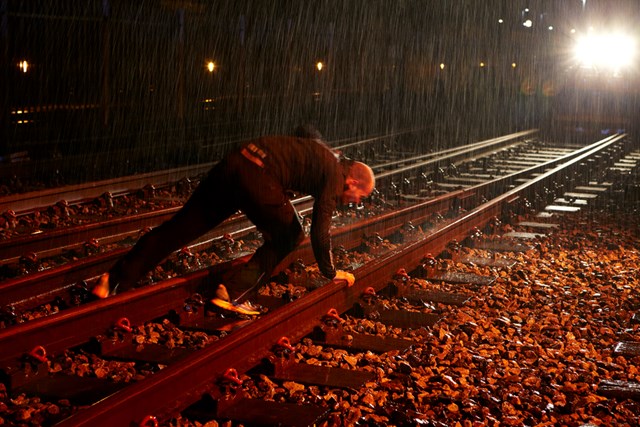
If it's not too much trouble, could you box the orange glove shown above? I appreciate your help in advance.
[333,270,355,287]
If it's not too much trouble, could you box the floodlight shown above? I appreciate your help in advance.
[573,33,636,71]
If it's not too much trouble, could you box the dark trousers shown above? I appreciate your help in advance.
[109,151,304,300]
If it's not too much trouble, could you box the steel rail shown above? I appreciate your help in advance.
[0,197,313,264]
[371,129,537,172]
[0,207,180,263]
[0,195,450,360]
[0,135,622,314]
[0,131,536,261]
[0,202,321,309]
[57,134,627,427]
[375,130,537,180]
[0,128,426,216]
[0,163,216,214]
[330,127,428,151]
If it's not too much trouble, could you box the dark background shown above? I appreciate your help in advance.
[1,1,638,182]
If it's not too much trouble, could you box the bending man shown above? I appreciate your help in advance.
[93,130,375,314]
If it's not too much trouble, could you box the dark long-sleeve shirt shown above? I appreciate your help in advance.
[242,136,348,278]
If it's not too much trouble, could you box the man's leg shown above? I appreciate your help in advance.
[102,164,237,294]
[224,199,305,302]
[208,156,304,310]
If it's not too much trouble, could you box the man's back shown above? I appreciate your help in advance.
[240,136,343,200]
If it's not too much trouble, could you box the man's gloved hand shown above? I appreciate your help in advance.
[334,270,355,287]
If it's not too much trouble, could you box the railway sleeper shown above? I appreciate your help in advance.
[612,341,640,358]
[596,342,640,401]
[172,236,505,426]
[261,340,377,390]
[310,311,414,354]
[598,380,640,401]
[181,304,429,425]
[1,349,129,407]
[348,301,441,334]
[14,373,128,407]
[184,389,329,427]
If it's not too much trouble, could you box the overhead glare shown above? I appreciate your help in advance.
[573,32,637,72]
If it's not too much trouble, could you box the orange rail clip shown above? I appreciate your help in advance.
[223,368,243,385]
[277,336,295,352]
[29,345,47,363]
[325,308,343,322]
[115,317,132,333]
[139,415,158,427]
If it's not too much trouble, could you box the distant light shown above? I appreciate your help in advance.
[542,80,556,97]
[498,18,504,24]
[523,19,533,28]
[439,63,445,70]
[316,61,323,71]
[548,26,554,31]
[512,62,517,68]
[570,28,576,34]
[207,61,216,72]
[18,60,28,73]
[524,8,529,13]
[574,32,637,71]
[479,62,486,67]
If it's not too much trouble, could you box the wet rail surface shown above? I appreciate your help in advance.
[1,130,610,331]
[1,133,639,426]
[0,131,547,313]
[0,132,628,346]
[0,130,536,262]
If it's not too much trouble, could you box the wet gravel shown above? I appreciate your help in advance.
[164,208,640,427]
[2,202,639,426]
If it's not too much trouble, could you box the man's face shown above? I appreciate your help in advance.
[341,182,370,205]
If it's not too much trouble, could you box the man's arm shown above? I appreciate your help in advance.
[310,194,336,279]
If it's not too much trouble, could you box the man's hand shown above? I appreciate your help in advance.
[334,270,355,287]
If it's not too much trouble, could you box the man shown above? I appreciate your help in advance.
[92,129,376,315]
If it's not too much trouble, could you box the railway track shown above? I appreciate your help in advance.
[0,127,425,216]
[2,132,639,426]
[0,131,545,313]
[0,130,593,323]
[0,131,626,331]
[0,130,537,258]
